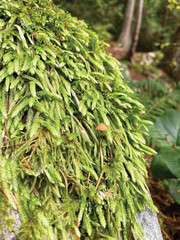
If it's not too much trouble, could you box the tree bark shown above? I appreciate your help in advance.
[130,0,144,59]
[118,0,136,56]
[162,27,180,83]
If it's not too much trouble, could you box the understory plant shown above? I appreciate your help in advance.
[0,1,157,239]
[150,109,180,204]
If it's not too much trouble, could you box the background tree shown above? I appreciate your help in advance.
[162,0,180,82]
[118,0,136,56]
[130,0,144,59]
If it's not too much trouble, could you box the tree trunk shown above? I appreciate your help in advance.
[162,27,180,83]
[130,0,144,59]
[118,0,136,56]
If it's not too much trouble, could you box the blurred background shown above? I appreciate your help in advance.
[53,1,180,239]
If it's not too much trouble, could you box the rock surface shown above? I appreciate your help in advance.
[137,206,163,240]
[0,207,163,240]
[0,210,21,240]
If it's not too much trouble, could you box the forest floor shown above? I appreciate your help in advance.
[147,157,180,240]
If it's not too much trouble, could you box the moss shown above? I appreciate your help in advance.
[0,1,156,239]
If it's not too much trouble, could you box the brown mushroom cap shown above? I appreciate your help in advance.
[96,123,108,131]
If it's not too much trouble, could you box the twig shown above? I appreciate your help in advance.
[95,169,104,190]
[6,92,9,111]
[116,185,118,193]
[1,140,27,148]
[64,22,67,29]
[22,158,31,169]
[87,172,91,186]
[4,120,9,138]
[58,102,66,112]
[0,185,9,199]
[51,0,56,17]
[0,185,18,205]
[3,120,8,147]
[75,219,80,240]
[161,228,172,240]
[32,189,39,198]
[10,192,18,205]
[128,220,132,240]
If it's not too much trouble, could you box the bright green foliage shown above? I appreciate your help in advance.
[168,0,180,9]
[56,0,124,41]
[0,0,156,239]
[150,109,180,204]
[150,109,180,179]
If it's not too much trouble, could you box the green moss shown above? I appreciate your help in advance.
[0,1,156,239]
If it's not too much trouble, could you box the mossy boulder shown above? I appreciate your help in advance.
[0,1,156,239]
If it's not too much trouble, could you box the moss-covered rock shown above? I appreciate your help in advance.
[0,1,156,239]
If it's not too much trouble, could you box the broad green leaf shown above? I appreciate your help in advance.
[151,151,175,180]
[168,179,180,204]
[164,148,180,178]
[151,148,180,179]
[156,109,180,146]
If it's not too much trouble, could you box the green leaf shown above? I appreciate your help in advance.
[156,109,180,146]
[151,152,175,180]
[151,148,180,179]
[168,179,180,204]
[164,149,180,178]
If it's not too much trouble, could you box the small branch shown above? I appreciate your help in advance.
[0,185,9,199]
[51,0,56,17]
[32,189,39,198]
[128,220,132,240]
[4,120,9,138]
[0,185,18,205]
[58,102,66,112]
[1,140,27,148]
[95,169,104,190]
[64,22,67,29]
[161,228,172,240]
[10,192,18,205]
[116,185,118,193]
[22,158,31,169]
[6,92,9,111]
[75,219,80,240]
[87,172,91,186]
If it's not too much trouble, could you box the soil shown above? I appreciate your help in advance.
[146,155,180,240]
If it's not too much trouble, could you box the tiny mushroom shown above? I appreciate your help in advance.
[96,123,108,135]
